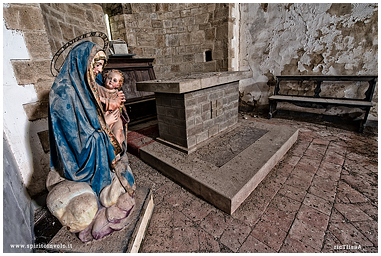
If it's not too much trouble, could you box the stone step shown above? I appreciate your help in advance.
[127,121,158,157]
[138,119,298,214]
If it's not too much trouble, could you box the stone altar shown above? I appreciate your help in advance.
[136,71,299,214]
[137,71,252,153]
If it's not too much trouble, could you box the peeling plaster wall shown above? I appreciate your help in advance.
[3,19,43,196]
[3,3,108,197]
[239,3,378,116]
[3,3,58,199]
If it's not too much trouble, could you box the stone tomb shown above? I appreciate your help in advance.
[136,72,299,214]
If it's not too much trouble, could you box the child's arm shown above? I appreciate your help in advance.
[104,91,126,111]
[97,84,107,107]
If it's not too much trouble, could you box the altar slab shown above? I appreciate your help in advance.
[139,120,298,214]
[136,70,252,94]
[44,187,154,253]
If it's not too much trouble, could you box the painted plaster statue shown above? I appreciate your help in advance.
[46,40,135,242]
[98,69,129,149]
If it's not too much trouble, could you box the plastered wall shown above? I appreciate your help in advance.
[239,3,378,116]
[3,3,53,198]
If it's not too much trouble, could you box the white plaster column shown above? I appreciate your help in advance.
[229,3,240,71]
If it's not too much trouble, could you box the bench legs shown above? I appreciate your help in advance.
[268,100,371,133]
[268,100,277,119]
[359,107,371,133]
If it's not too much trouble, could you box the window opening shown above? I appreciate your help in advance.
[205,50,212,62]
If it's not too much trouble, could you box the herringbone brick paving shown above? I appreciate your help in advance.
[130,116,378,253]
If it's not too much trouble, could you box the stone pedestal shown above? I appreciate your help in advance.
[137,71,251,153]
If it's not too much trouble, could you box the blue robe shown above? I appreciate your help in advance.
[49,41,134,196]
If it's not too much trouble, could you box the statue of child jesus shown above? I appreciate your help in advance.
[97,69,129,148]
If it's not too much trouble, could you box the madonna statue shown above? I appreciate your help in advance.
[46,40,135,242]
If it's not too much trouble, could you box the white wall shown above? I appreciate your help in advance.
[230,3,240,71]
[3,21,38,188]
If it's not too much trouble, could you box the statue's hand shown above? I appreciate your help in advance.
[117,91,126,104]
[105,109,119,127]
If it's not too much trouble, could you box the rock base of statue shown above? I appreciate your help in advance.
[43,187,153,253]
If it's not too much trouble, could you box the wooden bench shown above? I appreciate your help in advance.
[268,75,377,132]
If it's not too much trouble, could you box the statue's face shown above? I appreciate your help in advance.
[93,60,104,75]
[105,72,122,90]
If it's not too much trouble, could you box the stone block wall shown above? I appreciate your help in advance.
[156,93,187,147]
[40,3,107,56]
[3,3,53,109]
[156,81,239,149]
[107,3,234,79]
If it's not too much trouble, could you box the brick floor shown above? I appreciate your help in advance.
[129,116,378,253]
